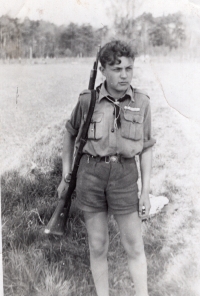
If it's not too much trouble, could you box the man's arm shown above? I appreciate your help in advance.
[139,147,152,220]
[57,129,76,198]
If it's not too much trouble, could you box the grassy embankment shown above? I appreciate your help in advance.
[1,59,200,295]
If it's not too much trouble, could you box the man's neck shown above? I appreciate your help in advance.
[105,83,128,100]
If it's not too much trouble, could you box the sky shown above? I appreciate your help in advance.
[0,0,200,28]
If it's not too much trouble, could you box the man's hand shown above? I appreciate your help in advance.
[139,193,151,221]
[57,179,69,199]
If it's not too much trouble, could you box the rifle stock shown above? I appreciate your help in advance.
[44,46,100,236]
[44,178,76,235]
[44,199,70,236]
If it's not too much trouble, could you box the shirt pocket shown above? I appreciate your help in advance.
[121,112,144,140]
[88,112,104,140]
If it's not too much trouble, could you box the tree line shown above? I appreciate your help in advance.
[0,12,186,59]
[0,16,107,59]
[114,12,186,55]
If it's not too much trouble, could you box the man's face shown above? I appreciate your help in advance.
[100,56,134,98]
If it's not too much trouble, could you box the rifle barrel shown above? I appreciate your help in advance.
[88,46,100,90]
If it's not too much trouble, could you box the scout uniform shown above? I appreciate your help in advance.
[66,82,156,214]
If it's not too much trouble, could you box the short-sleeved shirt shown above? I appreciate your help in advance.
[66,82,156,158]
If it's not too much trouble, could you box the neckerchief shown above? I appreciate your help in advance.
[96,83,131,129]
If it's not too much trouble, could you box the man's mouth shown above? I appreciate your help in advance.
[119,82,128,85]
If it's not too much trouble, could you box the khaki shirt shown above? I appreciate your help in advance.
[66,82,156,158]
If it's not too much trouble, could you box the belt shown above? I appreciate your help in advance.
[86,154,123,163]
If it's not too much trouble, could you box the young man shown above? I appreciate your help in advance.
[58,40,156,296]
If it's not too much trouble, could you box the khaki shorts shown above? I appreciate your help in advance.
[76,154,139,215]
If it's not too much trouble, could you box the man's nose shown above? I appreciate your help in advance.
[120,69,127,78]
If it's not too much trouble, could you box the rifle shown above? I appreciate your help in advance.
[44,47,100,235]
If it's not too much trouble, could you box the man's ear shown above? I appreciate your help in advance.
[99,66,106,77]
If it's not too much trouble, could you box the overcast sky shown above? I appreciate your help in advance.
[0,0,200,27]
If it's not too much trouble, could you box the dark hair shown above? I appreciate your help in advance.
[99,40,135,68]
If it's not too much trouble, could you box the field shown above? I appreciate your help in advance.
[1,58,200,296]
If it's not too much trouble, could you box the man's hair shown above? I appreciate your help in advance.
[99,40,135,68]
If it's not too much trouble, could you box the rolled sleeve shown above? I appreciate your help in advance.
[65,99,82,137]
[65,119,79,136]
[142,101,156,150]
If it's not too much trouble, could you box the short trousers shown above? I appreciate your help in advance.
[75,154,139,215]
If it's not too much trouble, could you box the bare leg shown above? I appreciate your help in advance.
[84,211,109,296]
[115,211,149,296]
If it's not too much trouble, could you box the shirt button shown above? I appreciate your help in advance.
[111,128,114,133]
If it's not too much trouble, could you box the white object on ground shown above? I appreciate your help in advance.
[149,194,169,215]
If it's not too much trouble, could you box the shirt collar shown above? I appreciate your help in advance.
[98,81,134,102]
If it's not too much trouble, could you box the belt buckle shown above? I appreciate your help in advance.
[105,156,110,164]
[110,155,118,163]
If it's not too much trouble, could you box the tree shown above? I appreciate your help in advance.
[0,16,20,58]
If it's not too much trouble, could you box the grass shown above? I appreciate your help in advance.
[1,58,200,295]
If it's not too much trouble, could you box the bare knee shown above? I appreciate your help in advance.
[121,237,145,259]
[89,234,109,258]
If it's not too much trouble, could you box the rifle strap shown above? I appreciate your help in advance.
[79,89,96,145]
[70,90,96,179]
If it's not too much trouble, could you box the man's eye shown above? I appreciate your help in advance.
[113,69,120,72]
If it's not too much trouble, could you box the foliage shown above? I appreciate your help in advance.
[114,12,186,55]
[0,16,104,59]
[0,12,188,59]
[58,23,101,57]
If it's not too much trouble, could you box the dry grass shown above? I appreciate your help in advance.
[1,58,200,295]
